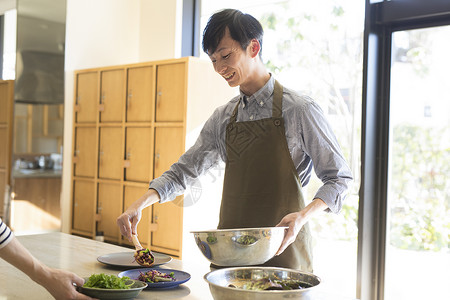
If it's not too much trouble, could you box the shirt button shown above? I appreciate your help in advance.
[250,115,254,120]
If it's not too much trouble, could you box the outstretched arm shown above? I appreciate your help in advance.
[116,188,161,242]
[0,221,94,299]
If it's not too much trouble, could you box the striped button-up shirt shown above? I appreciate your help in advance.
[150,75,353,213]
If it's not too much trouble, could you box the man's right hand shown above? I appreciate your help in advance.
[117,207,142,242]
[116,189,161,242]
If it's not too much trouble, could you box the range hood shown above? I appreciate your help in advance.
[14,0,66,104]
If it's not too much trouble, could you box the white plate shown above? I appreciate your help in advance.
[97,251,172,267]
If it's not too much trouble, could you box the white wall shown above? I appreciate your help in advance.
[61,0,182,233]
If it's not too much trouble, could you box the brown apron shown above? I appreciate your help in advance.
[218,80,313,272]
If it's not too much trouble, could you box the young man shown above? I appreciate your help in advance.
[0,218,94,299]
[117,9,352,271]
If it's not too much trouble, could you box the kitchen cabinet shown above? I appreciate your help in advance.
[11,175,62,232]
[0,80,14,219]
[71,57,235,257]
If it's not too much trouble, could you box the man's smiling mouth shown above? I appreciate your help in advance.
[223,72,235,80]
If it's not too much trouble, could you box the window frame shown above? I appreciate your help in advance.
[181,0,201,57]
[359,1,450,299]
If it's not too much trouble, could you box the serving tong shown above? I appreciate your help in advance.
[131,234,155,267]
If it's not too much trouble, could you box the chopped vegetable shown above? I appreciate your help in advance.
[137,270,176,283]
[134,248,155,266]
[229,277,313,290]
[206,235,217,244]
[236,235,257,245]
[83,273,133,289]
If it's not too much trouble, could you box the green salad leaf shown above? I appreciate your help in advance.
[83,273,133,289]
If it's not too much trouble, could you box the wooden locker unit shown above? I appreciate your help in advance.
[72,179,95,234]
[126,66,154,122]
[75,72,98,123]
[124,127,153,183]
[153,127,184,178]
[73,126,97,177]
[99,69,125,123]
[71,57,235,258]
[152,126,184,255]
[97,182,122,241]
[98,126,123,180]
[155,63,186,122]
[0,80,14,219]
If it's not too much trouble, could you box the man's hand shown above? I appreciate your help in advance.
[275,211,306,255]
[275,198,328,255]
[116,189,160,242]
[116,207,142,242]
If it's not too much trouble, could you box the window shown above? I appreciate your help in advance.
[360,1,450,299]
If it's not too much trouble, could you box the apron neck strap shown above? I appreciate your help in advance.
[229,79,284,123]
[272,80,283,119]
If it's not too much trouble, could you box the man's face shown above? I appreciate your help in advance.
[208,28,252,88]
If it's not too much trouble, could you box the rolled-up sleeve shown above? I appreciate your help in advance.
[149,109,222,203]
[298,100,353,214]
[0,218,14,249]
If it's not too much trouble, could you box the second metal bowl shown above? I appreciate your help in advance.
[204,267,321,300]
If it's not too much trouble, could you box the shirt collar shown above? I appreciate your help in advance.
[239,74,275,108]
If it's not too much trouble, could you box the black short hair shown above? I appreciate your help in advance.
[202,9,264,58]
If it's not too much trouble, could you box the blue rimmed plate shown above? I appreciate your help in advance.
[118,268,191,289]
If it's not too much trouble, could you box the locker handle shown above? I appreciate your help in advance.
[127,90,132,108]
[156,91,162,106]
[124,151,131,168]
[73,150,80,163]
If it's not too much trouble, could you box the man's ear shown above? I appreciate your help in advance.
[248,39,261,58]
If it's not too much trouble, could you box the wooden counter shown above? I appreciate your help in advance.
[0,233,358,299]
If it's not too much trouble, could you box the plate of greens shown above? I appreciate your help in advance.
[118,268,191,289]
[77,273,147,299]
[97,251,172,267]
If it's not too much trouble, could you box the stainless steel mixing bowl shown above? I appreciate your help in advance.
[191,227,287,266]
[204,267,321,300]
